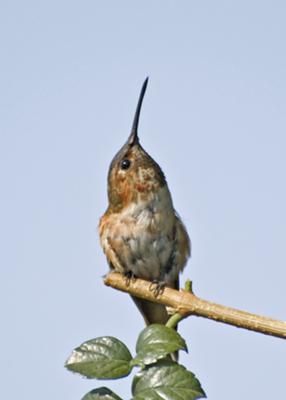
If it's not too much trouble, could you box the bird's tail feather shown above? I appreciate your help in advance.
[131,296,178,362]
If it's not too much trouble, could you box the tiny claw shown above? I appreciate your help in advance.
[124,271,136,286]
[149,280,166,297]
[149,279,159,291]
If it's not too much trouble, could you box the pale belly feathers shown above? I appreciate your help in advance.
[99,186,189,285]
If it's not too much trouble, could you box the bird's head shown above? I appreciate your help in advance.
[107,78,167,213]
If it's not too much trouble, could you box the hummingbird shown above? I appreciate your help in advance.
[99,78,190,327]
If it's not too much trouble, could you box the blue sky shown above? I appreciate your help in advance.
[0,1,285,399]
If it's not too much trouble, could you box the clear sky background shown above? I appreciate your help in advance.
[0,1,285,399]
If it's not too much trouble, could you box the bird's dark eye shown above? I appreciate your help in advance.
[121,159,131,170]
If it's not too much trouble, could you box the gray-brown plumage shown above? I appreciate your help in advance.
[99,78,190,326]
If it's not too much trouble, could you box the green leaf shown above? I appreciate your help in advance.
[132,361,206,400]
[133,324,187,365]
[81,387,123,400]
[65,336,132,379]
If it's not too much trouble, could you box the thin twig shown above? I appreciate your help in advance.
[104,272,286,339]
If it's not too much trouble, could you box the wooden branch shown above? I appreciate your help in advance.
[104,272,286,339]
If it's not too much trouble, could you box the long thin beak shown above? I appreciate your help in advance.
[127,77,149,146]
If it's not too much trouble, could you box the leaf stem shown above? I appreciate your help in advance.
[165,313,184,329]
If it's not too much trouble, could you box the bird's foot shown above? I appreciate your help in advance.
[124,271,137,286]
[149,280,166,297]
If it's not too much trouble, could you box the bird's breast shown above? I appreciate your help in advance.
[100,186,176,280]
